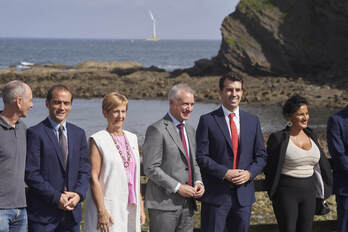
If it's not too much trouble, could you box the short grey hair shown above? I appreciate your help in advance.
[2,80,28,104]
[168,83,195,101]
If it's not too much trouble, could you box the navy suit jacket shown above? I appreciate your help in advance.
[327,105,348,196]
[25,118,90,224]
[196,107,267,207]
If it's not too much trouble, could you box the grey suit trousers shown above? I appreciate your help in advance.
[148,205,194,232]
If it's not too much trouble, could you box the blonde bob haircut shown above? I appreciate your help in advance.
[102,92,128,114]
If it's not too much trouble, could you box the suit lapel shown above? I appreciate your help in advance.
[239,110,247,156]
[186,126,195,158]
[163,114,189,163]
[43,118,66,170]
[66,123,74,172]
[186,126,195,181]
[278,130,290,173]
[213,107,233,152]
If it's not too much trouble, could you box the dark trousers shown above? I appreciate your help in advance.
[28,211,79,232]
[200,189,251,232]
[336,194,348,232]
[272,174,316,232]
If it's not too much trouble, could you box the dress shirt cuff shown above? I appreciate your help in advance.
[194,181,203,186]
[174,183,181,193]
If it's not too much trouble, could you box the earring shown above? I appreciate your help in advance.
[287,121,293,127]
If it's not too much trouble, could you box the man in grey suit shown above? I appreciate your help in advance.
[143,83,204,232]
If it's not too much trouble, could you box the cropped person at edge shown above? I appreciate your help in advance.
[0,80,33,232]
[327,88,348,232]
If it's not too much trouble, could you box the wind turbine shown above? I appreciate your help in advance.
[146,10,159,41]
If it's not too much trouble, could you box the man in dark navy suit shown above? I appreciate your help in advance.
[327,88,348,232]
[25,85,90,232]
[196,73,267,232]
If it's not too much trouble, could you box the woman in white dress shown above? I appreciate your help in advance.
[84,92,146,232]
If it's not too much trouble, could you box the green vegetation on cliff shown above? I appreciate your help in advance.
[226,37,247,51]
[238,0,275,16]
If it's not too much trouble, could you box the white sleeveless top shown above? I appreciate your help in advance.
[84,130,141,232]
[281,138,320,178]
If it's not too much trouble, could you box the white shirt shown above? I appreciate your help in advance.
[221,105,240,138]
[48,117,68,144]
[168,112,190,158]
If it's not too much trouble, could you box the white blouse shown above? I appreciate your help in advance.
[281,138,320,178]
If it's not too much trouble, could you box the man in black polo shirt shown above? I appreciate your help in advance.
[0,80,33,232]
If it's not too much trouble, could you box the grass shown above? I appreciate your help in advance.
[226,37,237,48]
[79,185,338,231]
[238,0,275,17]
[226,37,248,51]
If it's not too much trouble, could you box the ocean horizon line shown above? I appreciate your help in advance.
[0,36,221,42]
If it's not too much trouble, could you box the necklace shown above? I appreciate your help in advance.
[108,128,124,137]
[110,133,131,168]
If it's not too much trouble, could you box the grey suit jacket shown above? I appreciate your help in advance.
[143,113,202,210]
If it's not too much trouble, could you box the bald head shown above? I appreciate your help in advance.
[2,80,30,105]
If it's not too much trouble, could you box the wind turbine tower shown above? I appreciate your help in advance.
[146,10,159,41]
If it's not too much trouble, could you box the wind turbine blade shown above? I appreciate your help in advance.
[149,10,154,21]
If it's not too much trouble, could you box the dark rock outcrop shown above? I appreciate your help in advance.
[215,0,348,87]
[1,61,347,108]
[171,58,228,77]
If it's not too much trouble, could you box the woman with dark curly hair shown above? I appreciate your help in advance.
[264,94,332,232]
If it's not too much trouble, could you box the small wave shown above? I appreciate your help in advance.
[14,61,35,70]
[158,64,192,71]
[20,61,34,66]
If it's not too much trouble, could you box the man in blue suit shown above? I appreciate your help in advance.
[196,73,267,232]
[25,85,90,232]
[327,88,348,232]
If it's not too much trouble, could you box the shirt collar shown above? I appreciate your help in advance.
[168,112,186,127]
[48,117,67,131]
[0,111,20,129]
[221,105,239,120]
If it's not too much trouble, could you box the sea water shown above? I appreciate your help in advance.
[0,38,336,142]
[0,38,220,71]
[2,98,335,144]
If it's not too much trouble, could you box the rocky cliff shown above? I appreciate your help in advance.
[215,0,348,87]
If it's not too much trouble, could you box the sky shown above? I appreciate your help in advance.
[0,0,239,40]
